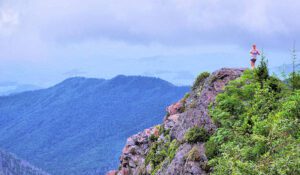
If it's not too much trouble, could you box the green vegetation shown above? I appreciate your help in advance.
[158,124,170,137]
[184,126,210,144]
[145,127,180,174]
[182,93,190,103]
[206,58,300,174]
[192,72,210,90]
[149,134,158,142]
[186,146,201,161]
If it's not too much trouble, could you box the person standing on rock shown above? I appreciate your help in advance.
[250,44,260,69]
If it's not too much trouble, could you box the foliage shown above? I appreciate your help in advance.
[184,126,210,143]
[254,53,269,88]
[288,72,300,90]
[145,133,179,174]
[181,93,190,103]
[290,42,299,91]
[192,72,210,90]
[149,134,158,142]
[158,125,170,137]
[207,69,300,175]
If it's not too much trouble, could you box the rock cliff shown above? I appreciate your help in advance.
[108,68,245,175]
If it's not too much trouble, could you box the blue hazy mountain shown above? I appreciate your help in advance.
[0,75,189,175]
[0,82,40,96]
[270,63,300,77]
[0,149,49,175]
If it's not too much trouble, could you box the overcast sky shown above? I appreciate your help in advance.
[0,0,299,86]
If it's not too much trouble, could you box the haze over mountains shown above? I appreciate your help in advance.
[0,82,40,96]
[0,75,189,175]
[0,149,48,175]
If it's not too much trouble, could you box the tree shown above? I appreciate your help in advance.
[254,51,269,88]
[289,42,300,91]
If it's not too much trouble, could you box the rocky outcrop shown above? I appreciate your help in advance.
[0,149,49,175]
[108,68,245,175]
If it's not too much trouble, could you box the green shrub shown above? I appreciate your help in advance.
[207,67,300,175]
[192,72,210,90]
[145,135,179,174]
[205,139,218,159]
[167,139,179,161]
[184,126,210,143]
[254,54,269,88]
[149,134,158,142]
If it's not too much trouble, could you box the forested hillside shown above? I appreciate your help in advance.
[0,75,189,175]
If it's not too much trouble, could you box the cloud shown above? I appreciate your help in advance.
[63,69,87,77]
[0,8,19,36]
[0,0,300,86]
[3,0,298,47]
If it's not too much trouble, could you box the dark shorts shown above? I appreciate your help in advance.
[251,58,257,63]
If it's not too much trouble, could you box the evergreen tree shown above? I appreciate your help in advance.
[289,42,300,91]
[254,51,269,88]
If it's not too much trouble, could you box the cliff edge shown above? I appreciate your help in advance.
[108,68,245,175]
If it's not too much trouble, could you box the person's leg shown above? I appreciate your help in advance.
[250,60,254,69]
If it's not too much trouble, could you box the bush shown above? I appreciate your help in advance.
[254,54,269,88]
[145,134,179,174]
[205,139,218,159]
[184,126,210,143]
[192,72,210,90]
[207,68,300,175]
[167,139,179,161]
[149,134,158,142]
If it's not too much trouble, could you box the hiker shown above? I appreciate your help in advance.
[250,44,260,69]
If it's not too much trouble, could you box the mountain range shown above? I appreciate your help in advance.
[0,149,48,175]
[0,75,189,175]
[0,82,40,96]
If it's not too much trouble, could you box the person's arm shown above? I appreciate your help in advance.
[257,50,260,55]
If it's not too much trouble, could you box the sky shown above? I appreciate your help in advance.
[0,0,300,87]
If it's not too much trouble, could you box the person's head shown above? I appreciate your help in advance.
[252,44,256,49]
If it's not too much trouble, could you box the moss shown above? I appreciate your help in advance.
[187,146,201,161]
[184,126,210,144]
[192,72,210,90]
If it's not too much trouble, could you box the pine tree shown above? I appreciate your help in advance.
[289,42,300,91]
[254,51,269,88]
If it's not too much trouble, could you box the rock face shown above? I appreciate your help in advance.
[108,68,245,175]
[0,149,49,175]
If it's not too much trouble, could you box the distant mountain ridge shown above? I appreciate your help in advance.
[0,75,189,175]
[0,149,48,175]
[0,82,40,96]
[270,63,300,77]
